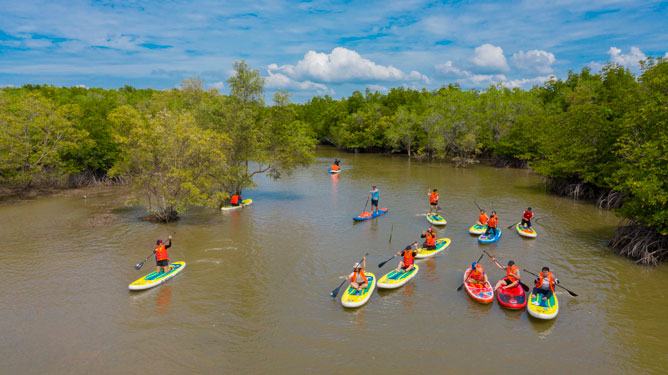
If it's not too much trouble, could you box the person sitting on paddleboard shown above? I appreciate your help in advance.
[533,266,559,302]
[478,209,489,226]
[485,211,498,237]
[330,159,341,172]
[154,236,172,274]
[421,227,437,250]
[370,185,380,214]
[229,192,242,207]
[490,257,520,291]
[428,189,439,213]
[521,207,534,228]
[348,257,368,291]
[396,242,418,272]
[465,262,489,287]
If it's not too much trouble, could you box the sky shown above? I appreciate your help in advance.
[0,0,667,101]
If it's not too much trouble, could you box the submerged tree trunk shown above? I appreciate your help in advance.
[146,206,179,223]
[609,223,668,265]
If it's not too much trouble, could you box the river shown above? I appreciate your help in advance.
[1,147,667,374]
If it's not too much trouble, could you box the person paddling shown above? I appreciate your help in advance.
[229,192,243,207]
[485,211,499,237]
[464,261,490,287]
[428,189,439,213]
[478,209,489,226]
[348,257,368,291]
[533,266,559,302]
[396,242,418,272]
[490,257,520,291]
[154,235,172,274]
[330,159,341,172]
[521,207,534,228]
[421,226,437,250]
[369,185,380,214]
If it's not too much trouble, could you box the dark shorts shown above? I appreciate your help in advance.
[503,278,514,285]
[371,199,379,207]
[156,259,169,267]
[423,243,436,250]
[430,202,438,206]
[521,219,531,227]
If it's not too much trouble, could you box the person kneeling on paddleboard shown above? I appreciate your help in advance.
[396,242,418,272]
[154,236,172,274]
[533,267,558,302]
[370,185,380,214]
[421,227,437,250]
[491,258,520,291]
[521,207,533,228]
[485,211,499,237]
[348,257,368,291]
[465,262,489,287]
[428,189,439,213]
[230,192,243,207]
[478,209,489,226]
[331,160,341,172]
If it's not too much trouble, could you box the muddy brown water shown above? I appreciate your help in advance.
[1,147,667,374]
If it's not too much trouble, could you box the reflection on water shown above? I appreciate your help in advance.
[1,147,667,374]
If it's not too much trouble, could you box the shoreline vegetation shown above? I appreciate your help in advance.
[1,59,666,264]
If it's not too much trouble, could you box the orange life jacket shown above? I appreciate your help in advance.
[403,249,415,267]
[429,192,439,204]
[155,244,169,261]
[230,194,240,205]
[535,272,555,292]
[350,269,368,284]
[479,213,489,225]
[331,164,340,171]
[506,265,520,282]
[488,215,498,228]
[469,265,485,282]
[425,231,436,247]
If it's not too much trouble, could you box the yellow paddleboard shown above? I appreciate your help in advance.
[341,272,376,308]
[129,261,186,291]
[415,238,451,259]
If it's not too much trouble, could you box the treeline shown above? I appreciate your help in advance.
[296,60,667,264]
[0,62,316,221]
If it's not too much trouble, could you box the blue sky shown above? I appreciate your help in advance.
[0,0,666,101]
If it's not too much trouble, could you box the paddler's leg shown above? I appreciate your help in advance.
[494,279,507,291]
[351,281,360,291]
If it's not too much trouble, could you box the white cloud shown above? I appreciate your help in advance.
[586,61,604,73]
[472,44,509,72]
[663,52,668,58]
[366,84,387,92]
[435,61,469,77]
[503,75,556,88]
[269,47,429,84]
[512,50,556,74]
[207,81,225,91]
[265,70,331,93]
[608,46,646,69]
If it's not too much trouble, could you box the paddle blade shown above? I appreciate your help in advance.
[135,262,144,270]
[330,280,346,298]
[456,283,464,291]
[520,282,530,292]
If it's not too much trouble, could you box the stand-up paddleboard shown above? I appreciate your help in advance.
[516,223,538,238]
[462,267,494,304]
[353,208,389,222]
[468,223,487,235]
[496,283,527,310]
[426,212,447,226]
[129,261,186,291]
[328,168,341,174]
[527,291,559,319]
[478,229,502,244]
[341,273,376,308]
[415,238,451,259]
[377,265,419,289]
[221,198,253,211]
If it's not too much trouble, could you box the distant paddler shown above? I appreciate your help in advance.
[330,159,341,172]
[420,226,437,250]
[154,235,173,274]
[428,189,440,212]
[369,185,380,215]
[229,192,243,207]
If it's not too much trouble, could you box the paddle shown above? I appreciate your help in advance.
[482,250,530,292]
[135,252,153,270]
[331,253,369,298]
[507,221,521,229]
[523,269,578,297]
[474,200,483,211]
[362,196,370,214]
[378,226,399,269]
[457,253,485,291]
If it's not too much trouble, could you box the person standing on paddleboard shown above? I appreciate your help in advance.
[521,207,534,228]
[490,257,521,291]
[370,185,380,214]
[428,189,439,213]
[154,236,172,274]
[485,211,499,237]
[396,242,418,272]
[348,257,368,291]
[533,266,559,302]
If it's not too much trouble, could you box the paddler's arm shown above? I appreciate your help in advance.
[165,235,172,248]
[490,257,503,270]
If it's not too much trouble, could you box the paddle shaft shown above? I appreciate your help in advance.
[331,253,369,298]
[482,250,530,292]
[523,269,578,297]
[457,253,485,291]
[474,200,483,211]
[135,252,154,270]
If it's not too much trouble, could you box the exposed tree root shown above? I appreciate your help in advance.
[609,223,668,265]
